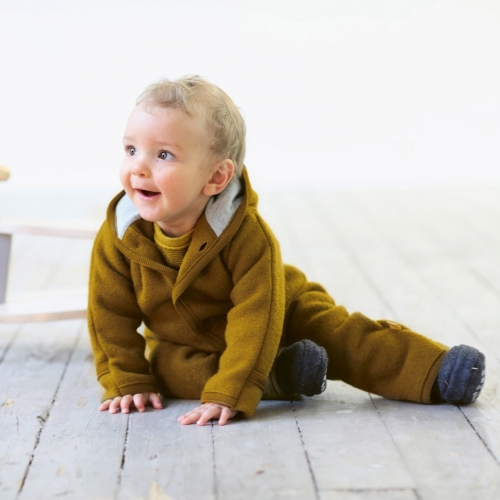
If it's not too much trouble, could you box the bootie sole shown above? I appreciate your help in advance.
[438,345,485,404]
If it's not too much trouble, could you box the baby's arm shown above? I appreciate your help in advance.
[99,392,163,414]
[198,212,285,419]
[88,224,160,405]
[178,403,237,426]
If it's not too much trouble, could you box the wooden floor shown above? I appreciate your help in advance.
[1,185,500,500]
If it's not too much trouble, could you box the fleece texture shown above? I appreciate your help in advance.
[88,168,449,417]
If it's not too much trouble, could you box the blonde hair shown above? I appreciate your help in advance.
[136,75,246,176]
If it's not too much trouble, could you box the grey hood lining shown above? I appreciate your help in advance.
[116,195,142,239]
[115,176,244,240]
[204,175,244,237]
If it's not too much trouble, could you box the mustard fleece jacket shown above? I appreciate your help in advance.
[89,168,448,417]
[89,169,286,417]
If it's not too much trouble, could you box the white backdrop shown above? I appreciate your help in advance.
[0,0,499,192]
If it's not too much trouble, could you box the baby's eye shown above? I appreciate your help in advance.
[159,151,174,161]
[126,146,136,156]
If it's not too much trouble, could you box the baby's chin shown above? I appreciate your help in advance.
[128,199,161,223]
[135,209,160,223]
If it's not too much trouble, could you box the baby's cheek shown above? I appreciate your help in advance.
[119,166,130,189]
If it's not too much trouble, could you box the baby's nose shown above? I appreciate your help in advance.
[132,158,149,177]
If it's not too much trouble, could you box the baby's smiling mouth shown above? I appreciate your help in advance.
[138,189,160,198]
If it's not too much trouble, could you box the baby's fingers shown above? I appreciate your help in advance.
[178,410,202,425]
[109,397,123,414]
[218,407,236,426]
[149,393,163,409]
[196,406,221,426]
[99,400,112,412]
[133,393,146,412]
[120,394,134,414]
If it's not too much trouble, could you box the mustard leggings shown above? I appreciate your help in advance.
[282,277,448,404]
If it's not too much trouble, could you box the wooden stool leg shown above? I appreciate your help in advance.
[0,233,12,304]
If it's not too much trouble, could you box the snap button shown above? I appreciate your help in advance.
[386,320,403,331]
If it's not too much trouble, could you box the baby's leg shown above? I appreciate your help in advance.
[284,279,449,404]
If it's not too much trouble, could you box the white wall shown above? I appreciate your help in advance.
[0,0,499,192]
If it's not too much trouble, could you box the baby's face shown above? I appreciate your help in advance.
[120,104,216,237]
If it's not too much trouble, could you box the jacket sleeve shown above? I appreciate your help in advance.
[88,223,159,401]
[200,210,285,417]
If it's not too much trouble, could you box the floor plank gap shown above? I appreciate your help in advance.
[458,406,500,467]
[292,403,320,500]
[115,414,131,499]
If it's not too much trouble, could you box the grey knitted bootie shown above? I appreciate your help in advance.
[434,345,485,405]
[275,340,328,397]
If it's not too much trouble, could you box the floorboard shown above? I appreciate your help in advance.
[118,399,215,500]
[18,328,128,500]
[371,398,500,500]
[294,383,415,492]
[213,400,316,500]
[0,320,81,500]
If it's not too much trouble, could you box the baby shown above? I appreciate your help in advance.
[88,75,485,426]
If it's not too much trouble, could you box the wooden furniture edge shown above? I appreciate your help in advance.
[0,220,99,239]
[0,291,88,323]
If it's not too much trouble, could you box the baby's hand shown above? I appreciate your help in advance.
[178,403,237,426]
[99,392,163,414]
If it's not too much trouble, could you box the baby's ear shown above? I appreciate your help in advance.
[203,159,235,196]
